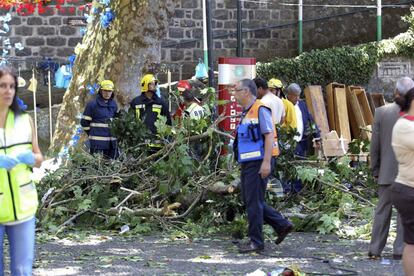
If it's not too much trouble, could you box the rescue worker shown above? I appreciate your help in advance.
[0,66,44,275]
[81,79,118,159]
[173,80,192,120]
[232,79,293,253]
[254,77,285,125]
[173,80,205,121]
[268,78,297,130]
[182,90,205,120]
[130,74,172,147]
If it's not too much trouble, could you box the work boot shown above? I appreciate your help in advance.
[238,241,264,253]
[368,252,381,260]
[275,224,293,245]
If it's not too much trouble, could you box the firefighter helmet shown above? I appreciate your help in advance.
[268,78,284,89]
[140,74,158,93]
[100,79,114,91]
[177,80,191,92]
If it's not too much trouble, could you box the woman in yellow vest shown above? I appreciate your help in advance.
[0,66,43,275]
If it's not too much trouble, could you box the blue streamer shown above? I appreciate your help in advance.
[68,55,76,68]
[87,83,100,95]
[99,0,111,6]
[80,27,87,36]
[17,97,27,111]
[100,8,115,29]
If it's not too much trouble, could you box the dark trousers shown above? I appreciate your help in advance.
[295,140,308,157]
[369,185,404,255]
[90,147,118,159]
[240,159,291,247]
[283,179,303,194]
[391,182,414,244]
[282,140,307,193]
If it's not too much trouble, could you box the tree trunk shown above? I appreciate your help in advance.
[50,0,176,152]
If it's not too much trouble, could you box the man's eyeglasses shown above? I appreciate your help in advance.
[232,87,244,93]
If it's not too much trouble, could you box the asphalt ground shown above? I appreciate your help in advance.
[2,231,399,276]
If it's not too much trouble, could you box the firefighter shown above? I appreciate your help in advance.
[130,74,172,147]
[173,80,192,120]
[81,79,119,159]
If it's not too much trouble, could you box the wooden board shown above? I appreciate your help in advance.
[334,87,351,142]
[355,89,374,126]
[322,130,349,157]
[326,83,345,131]
[346,86,361,139]
[366,93,376,116]
[371,93,386,108]
[304,85,330,137]
[347,86,370,140]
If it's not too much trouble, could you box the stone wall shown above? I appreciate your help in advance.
[367,57,414,101]
[28,104,61,152]
[3,0,411,80]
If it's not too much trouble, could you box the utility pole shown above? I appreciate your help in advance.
[202,0,208,67]
[298,0,303,54]
[206,0,215,88]
[377,0,382,41]
[236,0,243,57]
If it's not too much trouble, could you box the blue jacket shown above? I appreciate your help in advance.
[81,94,118,150]
[297,100,320,142]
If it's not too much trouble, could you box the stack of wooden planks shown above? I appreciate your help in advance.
[303,83,386,156]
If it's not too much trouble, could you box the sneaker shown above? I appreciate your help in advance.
[238,241,264,253]
[275,224,293,245]
[368,252,381,260]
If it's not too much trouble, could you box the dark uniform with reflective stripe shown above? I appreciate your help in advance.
[81,94,118,159]
[130,94,172,134]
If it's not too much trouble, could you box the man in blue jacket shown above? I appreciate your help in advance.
[286,83,321,157]
[81,80,118,159]
[285,83,321,193]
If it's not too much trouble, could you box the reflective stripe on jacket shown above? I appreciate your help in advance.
[0,111,37,223]
[185,102,205,120]
[130,94,172,134]
[236,100,279,163]
[80,95,118,150]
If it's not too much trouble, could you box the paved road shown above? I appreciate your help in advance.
[6,231,404,275]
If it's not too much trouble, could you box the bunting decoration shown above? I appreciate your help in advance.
[0,0,87,16]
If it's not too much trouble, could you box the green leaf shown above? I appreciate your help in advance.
[159,183,169,194]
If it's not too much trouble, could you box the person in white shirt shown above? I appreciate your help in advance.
[253,77,285,125]
[182,90,205,120]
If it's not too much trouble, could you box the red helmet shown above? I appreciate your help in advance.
[177,80,191,92]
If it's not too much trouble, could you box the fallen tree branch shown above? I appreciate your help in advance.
[318,179,375,207]
[166,191,204,220]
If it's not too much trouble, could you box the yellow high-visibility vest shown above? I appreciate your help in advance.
[0,110,38,223]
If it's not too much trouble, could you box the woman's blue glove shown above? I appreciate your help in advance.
[0,154,19,170]
[16,151,35,166]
